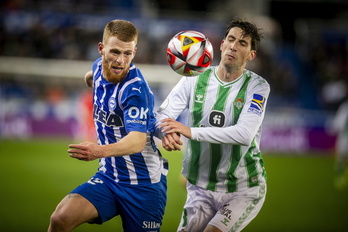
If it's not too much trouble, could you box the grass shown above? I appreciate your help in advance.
[0,139,347,232]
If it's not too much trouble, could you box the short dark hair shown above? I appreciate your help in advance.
[224,17,264,51]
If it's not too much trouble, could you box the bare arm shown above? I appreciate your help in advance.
[68,131,146,161]
[85,70,93,88]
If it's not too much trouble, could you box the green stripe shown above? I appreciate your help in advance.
[244,140,260,188]
[187,69,212,185]
[230,185,266,231]
[227,146,241,192]
[207,143,221,191]
[227,74,252,192]
[214,85,231,111]
[207,85,231,191]
[192,70,211,127]
[181,208,188,227]
[187,140,201,185]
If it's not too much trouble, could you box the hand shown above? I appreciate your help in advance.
[162,132,183,151]
[84,70,93,88]
[68,142,105,161]
[159,118,192,139]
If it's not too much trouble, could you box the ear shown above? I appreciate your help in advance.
[220,40,225,51]
[98,42,104,56]
[247,50,257,61]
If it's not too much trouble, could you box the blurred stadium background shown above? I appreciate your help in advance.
[0,0,347,231]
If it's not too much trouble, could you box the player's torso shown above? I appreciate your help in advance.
[92,62,163,185]
[183,68,266,192]
[187,68,247,129]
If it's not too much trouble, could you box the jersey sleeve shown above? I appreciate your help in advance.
[154,76,192,139]
[120,79,153,134]
[191,78,270,145]
[91,57,101,78]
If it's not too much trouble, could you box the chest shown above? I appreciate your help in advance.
[189,77,249,127]
[93,83,125,127]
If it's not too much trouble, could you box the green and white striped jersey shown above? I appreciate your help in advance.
[156,66,270,193]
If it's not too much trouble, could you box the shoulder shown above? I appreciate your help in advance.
[121,65,152,96]
[126,65,150,89]
[245,69,270,90]
[180,66,215,83]
[92,57,102,71]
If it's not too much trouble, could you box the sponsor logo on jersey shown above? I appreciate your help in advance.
[220,204,232,226]
[127,106,148,125]
[209,110,225,127]
[126,119,147,125]
[142,221,160,229]
[247,94,265,116]
[132,87,142,93]
[128,106,148,119]
[195,94,204,103]
[94,104,124,127]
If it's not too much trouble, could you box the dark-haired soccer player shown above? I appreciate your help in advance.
[156,18,270,232]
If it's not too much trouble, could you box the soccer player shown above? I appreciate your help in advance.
[155,18,270,232]
[48,19,168,232]
[331,98,348,189]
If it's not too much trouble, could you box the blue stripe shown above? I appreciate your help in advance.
[130,153,151,184]
[115,157,130,184]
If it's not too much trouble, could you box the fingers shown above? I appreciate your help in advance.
[161,118,176,123]
[159,119,179,134]
[68,144,86,150]
[158,118,176,130]
[172,132,183,145]
[162,136,174,151]
[69,152,88,161]
[162,133,182,151]
[68,144,89,161]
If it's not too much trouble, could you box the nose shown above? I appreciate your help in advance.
[230,42,237,51]
[115,55,124,64]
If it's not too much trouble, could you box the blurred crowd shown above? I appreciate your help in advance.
[0,0,347,113]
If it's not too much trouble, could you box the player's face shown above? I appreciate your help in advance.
[98,36,137,83]
[220,27,256,72]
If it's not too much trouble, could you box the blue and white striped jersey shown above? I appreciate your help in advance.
[91,57,167,185]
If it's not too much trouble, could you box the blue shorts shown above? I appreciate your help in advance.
[70,172,167,231]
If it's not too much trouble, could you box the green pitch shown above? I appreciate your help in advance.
[0,139,347,232]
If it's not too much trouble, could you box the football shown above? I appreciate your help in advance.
[166,30,213,76]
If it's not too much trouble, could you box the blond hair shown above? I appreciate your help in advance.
[103,19,138,44]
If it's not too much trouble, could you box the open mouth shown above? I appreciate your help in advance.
[112,66,123,74]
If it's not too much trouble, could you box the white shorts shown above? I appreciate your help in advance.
[177,183,266,232]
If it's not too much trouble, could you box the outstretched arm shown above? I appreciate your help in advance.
[68,131,146,161]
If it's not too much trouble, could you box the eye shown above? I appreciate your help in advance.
[110,49,120,55]
[240,41,247,47]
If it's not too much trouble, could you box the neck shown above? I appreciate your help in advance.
[216,65,243,82]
